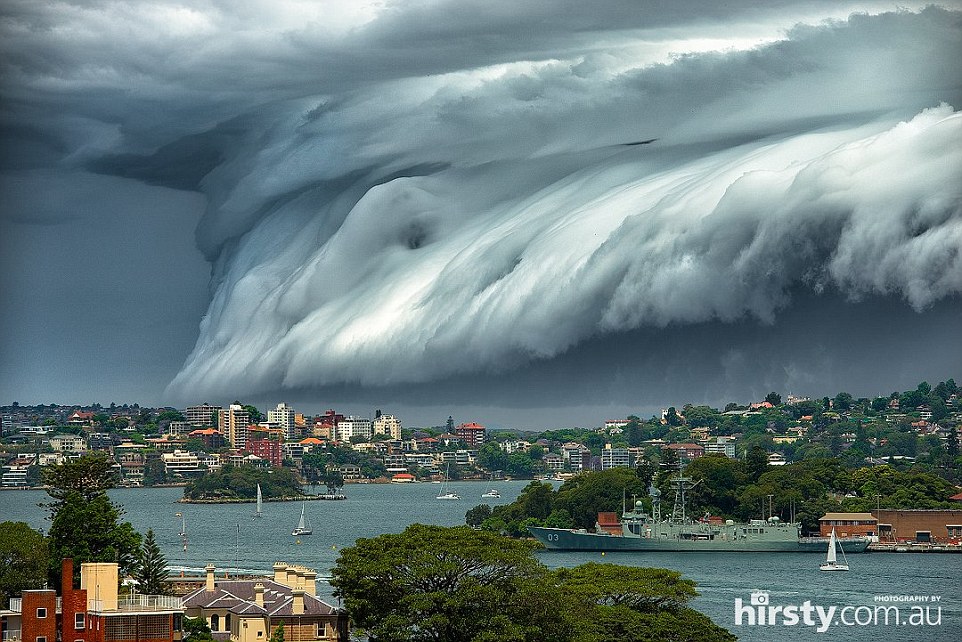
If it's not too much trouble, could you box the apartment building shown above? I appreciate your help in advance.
[335,417,371,442]
[219,405,251,449]
[372,414,402,440]
[267,403,296,439]
[186,404,222,428]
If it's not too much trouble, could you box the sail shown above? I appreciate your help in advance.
[826,529,838,563]
[255,484,263,516]
[297,503,307,530]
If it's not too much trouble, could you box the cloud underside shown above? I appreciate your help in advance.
[6,3,954,402]
[159,7,962,400]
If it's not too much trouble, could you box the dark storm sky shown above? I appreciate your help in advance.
[1,1,960,429]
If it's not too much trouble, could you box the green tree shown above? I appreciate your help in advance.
[269,624,284,642]
[478,442,510,472]
[0,522,48,608]
[465,504,493,527]
[765,392,782,406]
[42,455,141,588]
[183,616,214,642]
[745,445,769,482]
[331,525,549,642]
[132,529,169,595]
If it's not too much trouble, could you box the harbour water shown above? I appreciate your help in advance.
[2,482,959,641]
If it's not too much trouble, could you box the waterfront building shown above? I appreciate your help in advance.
[161,450,202,477]
[268,403,297,439]
[543,453,564,471]
[373,414,402,440]
[818,512,878,538]
[872,509,962,543]
[185,404,221,427]
[183,563,348,642]
[219,405,251,449]
[455,422,485,447]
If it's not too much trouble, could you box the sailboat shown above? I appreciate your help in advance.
[292,501,313,536]
[436,463,461,500]
[252,484,264,518]
[176,512,188,550]
[819,528,850,571]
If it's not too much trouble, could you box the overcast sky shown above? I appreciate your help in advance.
[1,1,960,429]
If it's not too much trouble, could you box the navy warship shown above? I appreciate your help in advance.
[528,475,870,553]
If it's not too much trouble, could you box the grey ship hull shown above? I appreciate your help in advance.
[529,526,871,553]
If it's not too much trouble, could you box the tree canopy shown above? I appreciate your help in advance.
[183,465,304,500]
[0,522,48,608]
[331,524,733,642]
[42,455,141,588]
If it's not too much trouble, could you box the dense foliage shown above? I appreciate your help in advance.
[331,524,733,642]
[482,458,960,536]
[479,468,652,536]
[42,455,141,588]
[0,521,48,608]
[183,464,304,500]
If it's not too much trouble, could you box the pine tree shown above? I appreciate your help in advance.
[133,529,169,595]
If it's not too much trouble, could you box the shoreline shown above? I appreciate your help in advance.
[177,493,346,504]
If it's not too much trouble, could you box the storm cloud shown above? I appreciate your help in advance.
[2,2,961,422]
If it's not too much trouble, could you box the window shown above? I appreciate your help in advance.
[257,633,263,638]
[76,613,85,630]
[37,637,46,642]
[37,608,47,618]
[211,615,220,631]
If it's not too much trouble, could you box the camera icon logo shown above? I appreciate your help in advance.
[750,591,770,606]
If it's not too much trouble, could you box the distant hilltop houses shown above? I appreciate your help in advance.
[1,378,959,487]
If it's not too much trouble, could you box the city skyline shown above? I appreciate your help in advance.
[2,1,961,430]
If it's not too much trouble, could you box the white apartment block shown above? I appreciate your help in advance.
[373,414,402,440]
[161,450,201,476]
[600,444,633,470]
[48,434,88,453]
[336,417,372,442]
[268,402,297,439]
[219,404,250,449]
[705,436,737,458]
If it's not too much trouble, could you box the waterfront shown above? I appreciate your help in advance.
[2,482,959,641]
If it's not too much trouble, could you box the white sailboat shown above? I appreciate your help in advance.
[176,512,187,551]
[253,484,264,518]
[292,501,313,536]
[436,463,460,500]
[819,528,850,571]
[481,489,501,499]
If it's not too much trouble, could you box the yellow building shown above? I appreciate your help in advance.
[182,563,348,642]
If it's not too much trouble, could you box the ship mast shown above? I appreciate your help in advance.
[669,474,700,523]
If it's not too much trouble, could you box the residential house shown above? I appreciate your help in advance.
[182,563,347,642]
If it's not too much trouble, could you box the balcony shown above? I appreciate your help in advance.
[2,630,21,642]
[89,595,183,613]
[5,598,61,613]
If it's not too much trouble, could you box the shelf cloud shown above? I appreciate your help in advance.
[2,2,960,418]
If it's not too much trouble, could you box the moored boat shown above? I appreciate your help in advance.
[529,475,870,553]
